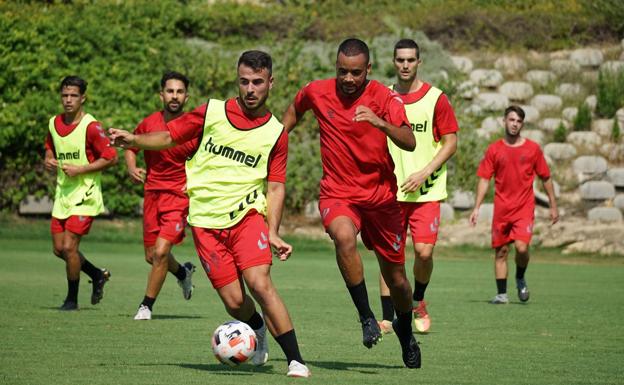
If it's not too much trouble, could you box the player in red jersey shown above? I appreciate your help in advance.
[109,51,310,377]
[470,105,558,304]
[378,38,460,334]
[126,72,197,321]
[44,76,117,310]
[283,38,421,368]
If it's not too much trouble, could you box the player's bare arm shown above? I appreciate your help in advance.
[124,150,146,184]
[541,176,559,225]
[109,128,175,150]
[61,156,117,178]
[282,103,303,133]
[469,177,490,226]
[353,105,415,151]
[44,149,58,171]
[401,132,458,193]
[266,181,292,261]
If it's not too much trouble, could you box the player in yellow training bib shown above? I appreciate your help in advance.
[379,39,459,334]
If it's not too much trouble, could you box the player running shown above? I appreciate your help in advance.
[109,51,310,377]
[44,76,117,311]
[470,105,558,304]
[378,38,459,334]
[283,38,421,368]
[126,72,196,321]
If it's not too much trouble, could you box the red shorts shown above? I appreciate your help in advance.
[143,190,189,247]
[191,211,272,289]
[50,215,94,235]
[401,201,440,245]
[491,216,534,248]
[319,198,406,264]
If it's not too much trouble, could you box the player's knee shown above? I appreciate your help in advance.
[515,242,529,255]
[52,248,63,259]
[415,251,433,262]
[495,245,509,259]
[61,243,78,258]
[223,296,246,313]
[152,249,168,264]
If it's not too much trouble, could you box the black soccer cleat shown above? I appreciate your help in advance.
[361,316,382,348]
[90,268,111,305]
[392,319,422,368]
[59,300,78,311]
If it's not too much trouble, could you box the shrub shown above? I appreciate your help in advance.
[573,103,592,131]
[596,68,624,118]
[553,122,567,142]
[612,118,621,143]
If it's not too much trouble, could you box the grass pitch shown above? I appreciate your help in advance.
[0,218,623,385]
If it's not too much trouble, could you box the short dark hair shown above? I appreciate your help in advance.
[60,76,87,94]
[238,50,273,75]
[504,105,525,120]
[394,38,420,59]
[337,38,370,63]
[161,71,190,90]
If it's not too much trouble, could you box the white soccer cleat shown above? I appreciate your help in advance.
[251,321,269,366]
[178,262,196,300]
[286,360,311,378]
[134,304,152,320]
[490,293,509,304]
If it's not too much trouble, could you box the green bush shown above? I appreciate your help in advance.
[553,122,567,142]
[573,103,592,131]
[596,68,624,118]
[612,118,621,143]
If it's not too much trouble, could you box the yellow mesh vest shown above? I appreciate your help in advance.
[388,86,448,202]
[48,113,105,219]
[185,99,283,229]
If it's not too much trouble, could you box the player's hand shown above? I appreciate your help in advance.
[61,164,84,177]
[269,233,292,261]
[44,157,58,171]
[550,207,559,225]
[108,128,135,148]
[469,208,479,227]
[401,169,429,193]
[128,167,146,184]
[353,105,383,128]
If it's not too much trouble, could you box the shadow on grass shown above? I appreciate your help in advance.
[151,314,205,320]
[467,299,532,306]
[308,359,402,372]
[139,362,274,376]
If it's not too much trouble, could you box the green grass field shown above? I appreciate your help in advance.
[1,218,623,385]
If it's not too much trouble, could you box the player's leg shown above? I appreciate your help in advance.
[231,213,309,376]
[408,201,440,332]
[377,276,394,334]
[59,230,83,310]
[321,200,378,348]
[412,242,434,332]
[491,244,510,304]
[378,257,421,369]
[242,265,309,376]
[514,240,530,302]
[158,192,194,299]
[365,202,420,368]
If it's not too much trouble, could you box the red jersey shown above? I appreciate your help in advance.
[294,79,411,205]
[168,98,287,183]
[395,82,459,141]
[45,114,117,162]
[477,138,550,220]
[130,111,190,194]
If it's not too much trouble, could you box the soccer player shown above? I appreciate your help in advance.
[44,76,117,311]
[282,38,421,368]
[469,105,558,304]
[126,72,196,321]
[378,38,459,334]
[109,51,311,377]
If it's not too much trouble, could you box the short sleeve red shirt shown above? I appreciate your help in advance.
[477,138,550,219]
[45,114,117,163]
[131,111,188,194]
[395,82,459,142]
[167,98,287,183]
[294,79,410,205]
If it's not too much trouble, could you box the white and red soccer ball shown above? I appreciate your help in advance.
[211,321,257,366]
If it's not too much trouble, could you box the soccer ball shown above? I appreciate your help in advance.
[211,321,257,366]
